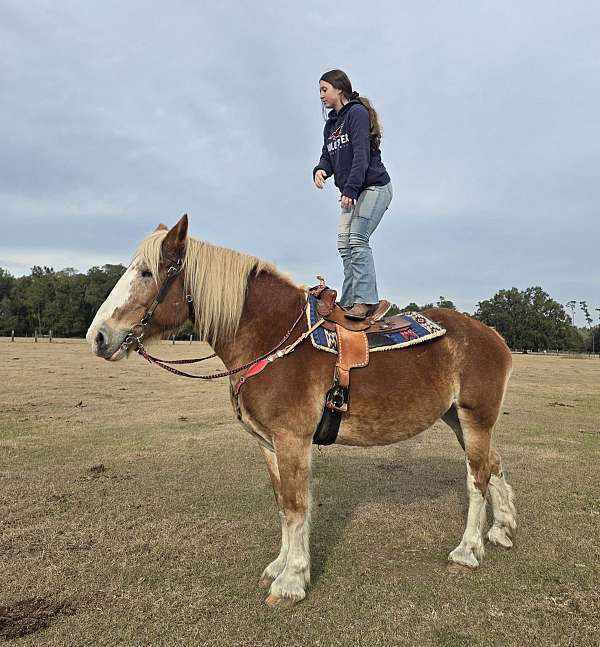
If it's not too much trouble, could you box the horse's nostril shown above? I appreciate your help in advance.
[95,330,105,348]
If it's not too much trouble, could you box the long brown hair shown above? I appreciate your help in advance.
[320,69,382,149]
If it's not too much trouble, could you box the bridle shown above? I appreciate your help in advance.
[119,254,321,383]
[120,254,192,354]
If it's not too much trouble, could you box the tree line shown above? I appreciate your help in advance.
[1,266,598,352]
[391,289,597,352]
[0,265,126,339]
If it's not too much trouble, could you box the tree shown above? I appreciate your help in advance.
[475,287,578,351]
[388,303,401,315]
[48,269,89,336]
[436,296,456,310]
[0,269,16,334]
[365,299,456,316]
[565,300,576,326]
[398,301,435,312]
[0,268,14,301]
[25,266,56,334]
[579,301,592,327]
[0,263,126,337]
[579,301,595,353]
[401,302,420,313]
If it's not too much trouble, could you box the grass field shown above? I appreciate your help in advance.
[1,338,599,646]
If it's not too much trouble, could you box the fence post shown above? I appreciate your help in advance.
[49,330,53,343]
[172,334,176,345]
[189,334,193,344]
[34,330,38,343]
[11,330,14,342]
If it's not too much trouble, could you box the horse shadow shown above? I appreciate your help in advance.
[308,440,465,584]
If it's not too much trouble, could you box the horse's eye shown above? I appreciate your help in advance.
[141,270,153,278]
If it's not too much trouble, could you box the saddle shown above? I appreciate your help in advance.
[309,281,412,445]
[310,284,412,334]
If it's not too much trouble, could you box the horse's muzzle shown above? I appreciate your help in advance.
[90,324,129,361]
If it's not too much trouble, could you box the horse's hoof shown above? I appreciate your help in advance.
[448,543,482,569]
[487,525,514,548]
[265,594,298,608]
[258,576,274,589]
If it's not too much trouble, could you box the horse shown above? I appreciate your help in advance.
[86,214,516,606]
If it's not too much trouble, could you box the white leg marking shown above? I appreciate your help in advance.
[487,472,517,548]
[268,510,311,602]
[260,511,289,583]
[449,460,487,568]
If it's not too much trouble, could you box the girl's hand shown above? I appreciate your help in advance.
[340,195,355,209]
[314,169,328,189]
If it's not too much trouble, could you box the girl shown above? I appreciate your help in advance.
[313,69,392,320]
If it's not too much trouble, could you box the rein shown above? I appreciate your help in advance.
[138,304,310,380]
[120,255,315,382]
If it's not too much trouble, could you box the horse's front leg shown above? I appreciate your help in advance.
[258,446,289,588]
[264,435,312,607]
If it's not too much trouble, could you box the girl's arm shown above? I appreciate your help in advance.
[313,141,333,179]
[342,107,371,200]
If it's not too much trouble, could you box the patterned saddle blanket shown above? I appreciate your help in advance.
[307,294,446,354]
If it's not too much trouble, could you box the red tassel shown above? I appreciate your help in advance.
[243,358,270,379]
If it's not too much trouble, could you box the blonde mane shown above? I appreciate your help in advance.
[135,231,294,346]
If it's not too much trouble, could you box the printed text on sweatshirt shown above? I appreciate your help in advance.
[313,100,390,200]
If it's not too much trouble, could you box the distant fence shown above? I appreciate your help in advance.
[3,332,197,345]
[7,329,55,342]
[512,349,599,359]
[3,333,597,357]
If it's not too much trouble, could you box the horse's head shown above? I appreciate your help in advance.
[86,214,190,360]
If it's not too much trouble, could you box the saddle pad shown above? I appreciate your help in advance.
[307,294,446,354]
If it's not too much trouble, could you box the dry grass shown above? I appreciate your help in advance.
[1,338,599,646]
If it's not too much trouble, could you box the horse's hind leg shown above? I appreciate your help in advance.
[486,447,517,548]
[443,405,517,548]
[444,400,517,555]
[258,446,289,588]
[448,407,492,568]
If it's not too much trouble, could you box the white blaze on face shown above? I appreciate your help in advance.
[86,258,142,346]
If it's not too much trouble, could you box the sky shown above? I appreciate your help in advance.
[1,1,599,322]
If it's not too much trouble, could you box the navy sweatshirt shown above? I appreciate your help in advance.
[313,100,390,200]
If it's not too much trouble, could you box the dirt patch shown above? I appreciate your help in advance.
[88,463,106,475]
[0,597,75,640]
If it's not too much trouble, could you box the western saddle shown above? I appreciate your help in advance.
[309,278,412,435]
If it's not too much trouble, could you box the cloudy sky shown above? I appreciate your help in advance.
[1,1,598,321]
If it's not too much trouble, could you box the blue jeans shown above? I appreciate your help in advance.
[337,182,393,307]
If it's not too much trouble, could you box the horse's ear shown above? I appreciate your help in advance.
[154,223,168,232]
[162,214,188,259]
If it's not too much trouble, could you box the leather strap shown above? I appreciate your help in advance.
[140,258,182,325]
[315,288,338,317]
[327,325,369,413]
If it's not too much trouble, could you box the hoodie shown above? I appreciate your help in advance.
[312,100,390,200]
